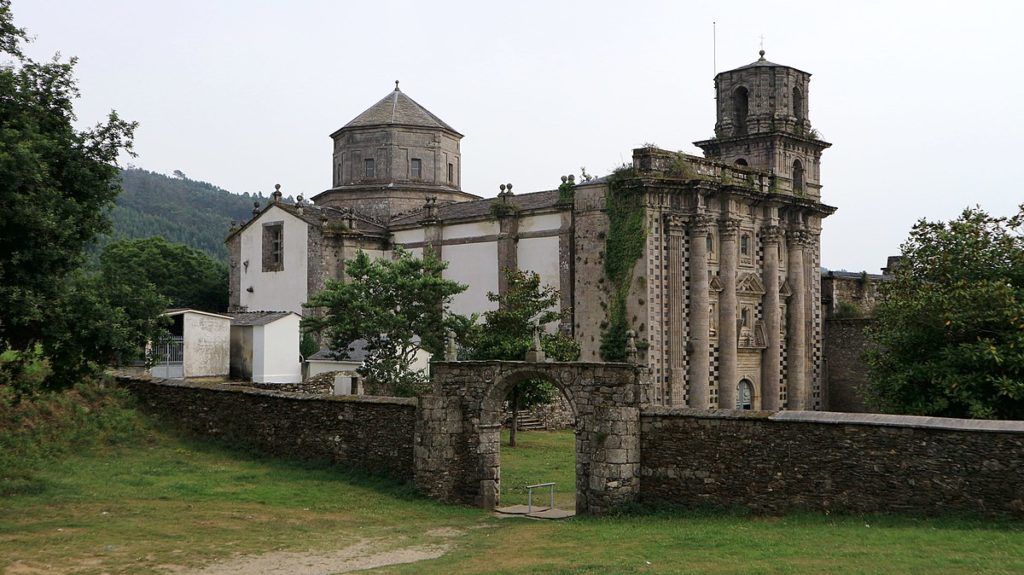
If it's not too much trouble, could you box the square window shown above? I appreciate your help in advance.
[411,158,422,179]
[364,158,375,179]
[447,162,454,183]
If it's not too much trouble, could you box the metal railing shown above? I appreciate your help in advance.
[155,337,184,364]
[526,482,555,513]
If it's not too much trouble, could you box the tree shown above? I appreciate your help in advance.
[465,269,580,446]
[98,237,228,312]
[43,268,169,389]
[866,205,1024,419]
[302,249,468,396]
[0,0,137,352]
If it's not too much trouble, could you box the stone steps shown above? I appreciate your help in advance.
[508,410,546,431]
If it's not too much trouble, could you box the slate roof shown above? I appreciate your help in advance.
[225,200,389,240]
[308,339,369,362]
[229,311,296,326]
[162,308,233,320]
[339,86,462,136]
[724,51,809,75]
[390,189,563,226]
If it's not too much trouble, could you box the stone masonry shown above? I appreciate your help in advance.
[120,375,417,481]
[416,361,650,514]
[640,409,1024,516]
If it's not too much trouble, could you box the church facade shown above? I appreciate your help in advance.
[227,51,835,410]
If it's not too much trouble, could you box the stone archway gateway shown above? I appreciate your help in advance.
[415,361,650,515]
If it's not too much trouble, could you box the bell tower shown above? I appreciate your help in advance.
[695,51,830,198]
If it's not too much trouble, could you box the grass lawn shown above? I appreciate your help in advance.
[3,393,1024,573]
[499,429,576,510]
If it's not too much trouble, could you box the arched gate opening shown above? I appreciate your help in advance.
[415,361,648,515]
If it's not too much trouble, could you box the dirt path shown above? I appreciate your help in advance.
[163,536,456,575]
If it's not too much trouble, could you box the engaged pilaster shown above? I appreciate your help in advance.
[761,224,784,410]
[686,213,712,409]
[717,218,741,409]
[786,227,809,410]
[666,216,687,407]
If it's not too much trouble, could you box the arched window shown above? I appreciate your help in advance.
[706,233,714,254]
[734,158,748,167]
[792,87,804,122]
[793,160,805,193]
[733,87,749,136]
[736,379,754,410]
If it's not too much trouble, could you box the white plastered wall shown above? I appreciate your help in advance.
[441,221,500,317]
[392,228,424,246]
[252,314,302,383]
[517,235,562,332]
[444,242,499,317]
[238,206,308,314]
[182,312,230,378]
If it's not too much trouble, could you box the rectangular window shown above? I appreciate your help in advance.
[262,222,284,272]
[411,158,422,179]
[447,162,454,183]
[364,158,375,179]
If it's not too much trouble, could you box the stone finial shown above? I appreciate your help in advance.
[498,183,515,202]
[445,330,458,361]
[272,183,283,203]
[759,49,766,60]
[525,323,546,363]
[561,175,568,183]
[395,80,400,91]
[625,329,639,364]
[424,196,438,220]
[567,174,575,183]
[252,200,260,217]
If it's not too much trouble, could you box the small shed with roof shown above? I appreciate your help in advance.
[150,309,232,379]
[229,311,302,383]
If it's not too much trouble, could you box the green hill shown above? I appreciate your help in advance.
[104,169,289,262]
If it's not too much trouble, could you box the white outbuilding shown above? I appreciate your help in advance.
[229,311,302,384]
[149,309,232,379]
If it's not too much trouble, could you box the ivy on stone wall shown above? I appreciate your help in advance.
[600,166,646,361]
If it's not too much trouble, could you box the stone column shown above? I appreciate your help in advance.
[717,218,741,409]
[423,222,442,260]
[760,224,784,410]
[666,216,687,407]
[687,214,712,409]
[558,208,575,336]
[786,228,808,410]
[496,214,518,297]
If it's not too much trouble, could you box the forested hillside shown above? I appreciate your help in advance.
[105,169,291,262]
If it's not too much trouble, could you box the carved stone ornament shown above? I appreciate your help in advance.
[665,214,687,232]
[687,213,714,233]
[788,229,812,246]
[719,218,742,239]
[761,224,784,244]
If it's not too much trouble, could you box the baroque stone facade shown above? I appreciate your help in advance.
[226,52,835,411]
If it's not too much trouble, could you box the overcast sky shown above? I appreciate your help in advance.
[14,0,1024,273]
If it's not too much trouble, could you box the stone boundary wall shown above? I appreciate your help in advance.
[116,375,416,481]
[640,408,1024,516]
[823,317,875,412]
